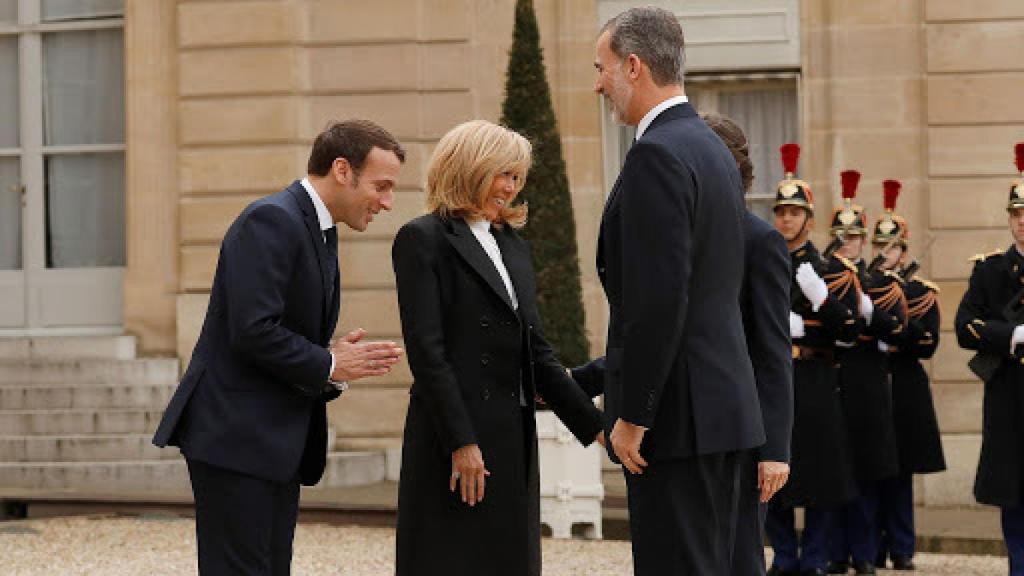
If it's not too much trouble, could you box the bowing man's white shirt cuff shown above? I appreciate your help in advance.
[328,352,348,392]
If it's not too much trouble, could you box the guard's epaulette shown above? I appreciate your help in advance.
[912,276,940,293]
[969,249,1004,264]
[882,269,906,284]
[834,254,858,272]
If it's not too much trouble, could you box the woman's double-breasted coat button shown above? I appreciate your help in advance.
[480,316,490,328]
[480,354,490,366]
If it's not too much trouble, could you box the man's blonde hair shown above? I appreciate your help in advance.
[426,120,531,228]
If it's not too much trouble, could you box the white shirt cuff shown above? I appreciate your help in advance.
[328,352,348,391]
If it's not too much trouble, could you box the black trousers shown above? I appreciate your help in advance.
[187,458,301,576]
[732,451,766,575]
[625,450,744,575]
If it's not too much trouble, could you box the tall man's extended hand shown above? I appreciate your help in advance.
[610,418,648,474]
[329,328,403,381]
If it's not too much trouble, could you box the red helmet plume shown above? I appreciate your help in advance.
[780,143,800,175]
[840,170,860,200]
[883,180,901,212]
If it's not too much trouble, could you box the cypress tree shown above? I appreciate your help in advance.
[500,0,590,366]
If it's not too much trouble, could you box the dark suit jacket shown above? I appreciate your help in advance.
[739,212,793,463]
[392,214,602,576]
[577,102,763,462]
[153,180,342,486]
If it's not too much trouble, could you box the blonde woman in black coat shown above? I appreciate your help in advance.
[391,120,604,576]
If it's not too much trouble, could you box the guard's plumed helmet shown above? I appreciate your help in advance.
[1008,142,1024,211]
[774,143,814,213]
[830,170,867,237]
[871,179,909,247]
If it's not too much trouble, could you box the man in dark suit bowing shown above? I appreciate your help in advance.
[153,120,406,575]
[588,7,765,574]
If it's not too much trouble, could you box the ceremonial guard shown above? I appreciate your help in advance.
[955,143,1024,576]
[766,144,858,576]
[873,180,946,571]
[827,172,904,576]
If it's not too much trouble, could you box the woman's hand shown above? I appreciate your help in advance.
[451,444,490,506]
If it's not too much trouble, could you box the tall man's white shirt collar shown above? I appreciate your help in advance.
[300,177,335,232]
[634,95,689,140]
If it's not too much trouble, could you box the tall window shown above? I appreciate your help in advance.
[0,0,125,270]
[603,75,799,223]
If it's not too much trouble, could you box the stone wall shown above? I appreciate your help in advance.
[122,1,1024,502]
[158,0,605,449]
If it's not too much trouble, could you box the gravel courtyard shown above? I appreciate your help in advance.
[0,515,1009,575]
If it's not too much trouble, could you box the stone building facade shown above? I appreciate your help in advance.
[3,0,1023,507]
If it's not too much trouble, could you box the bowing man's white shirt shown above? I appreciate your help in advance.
[300,177,346,390]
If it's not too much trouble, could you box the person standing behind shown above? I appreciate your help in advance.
[391,120,604,576]
[587,7,764,574]
[955,142,1024,576]
[871,180,946,571]
[827,173,904,576]
[764,144,859,576]
[153,120,407,575]
[702,113,794,576]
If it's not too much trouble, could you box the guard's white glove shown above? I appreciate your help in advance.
[878,340,889,353]
[858,292,874,323]
[795,263,828,312]
[789,312,806,339]
[1011,325,1024,355]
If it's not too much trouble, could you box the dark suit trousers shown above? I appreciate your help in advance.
[187,458,301,576]
[732,451,766,575]
[625,450,743,575]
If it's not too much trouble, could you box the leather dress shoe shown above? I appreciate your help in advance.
[852,562,876,575]
[826,562,849,574]
[767,567,800,576]
[891,555,915,570]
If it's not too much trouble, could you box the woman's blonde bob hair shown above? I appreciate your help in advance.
[426,120,531,228]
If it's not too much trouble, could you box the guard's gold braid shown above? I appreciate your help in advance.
[870,283,902,311]
[908,291,937,319]
[827,270,855,301]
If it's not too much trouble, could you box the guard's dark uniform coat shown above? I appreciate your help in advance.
[956,246,1024,508]
[773,242,859,509]
[890,276,946,475]
[836,263,903,486]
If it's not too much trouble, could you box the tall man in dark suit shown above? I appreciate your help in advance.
[153,120,406,575]
[588,7,765,574]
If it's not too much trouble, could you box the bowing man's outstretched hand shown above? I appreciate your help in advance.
[329,328,404,381]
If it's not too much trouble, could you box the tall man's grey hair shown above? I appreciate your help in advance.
[600,6,686,86]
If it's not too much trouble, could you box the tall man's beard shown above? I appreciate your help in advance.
[605,81,633,126]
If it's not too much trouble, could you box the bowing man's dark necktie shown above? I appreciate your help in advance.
[324,226,339,308]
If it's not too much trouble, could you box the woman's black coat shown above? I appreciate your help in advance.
[391,213,603,576]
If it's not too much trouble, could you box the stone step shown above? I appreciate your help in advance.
[0,452,386,492]
[0,358,179,386]
[0,434,177,462]
[0,384,175,410]
[0,335,137,360]
[0,409,165,436]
